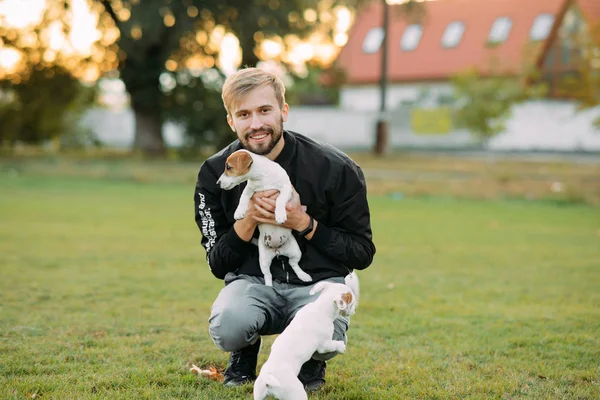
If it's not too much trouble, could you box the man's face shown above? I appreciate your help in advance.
[227,84,289,156]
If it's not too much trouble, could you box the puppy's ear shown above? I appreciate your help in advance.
[341,291,353,306]
[335,295,348,311]
[343,291,357,316]
[228,151,253,174]
[336,291,356,314]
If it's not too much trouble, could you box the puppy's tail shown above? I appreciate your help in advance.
[344,271,360,301]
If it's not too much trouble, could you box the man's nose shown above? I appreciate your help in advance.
[250,113,263,130]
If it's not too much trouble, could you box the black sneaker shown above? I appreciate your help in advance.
[298,358,326,392]
[223,338,261,386]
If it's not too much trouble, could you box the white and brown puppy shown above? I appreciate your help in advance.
[253,281,357,400]
[217,149,312,286]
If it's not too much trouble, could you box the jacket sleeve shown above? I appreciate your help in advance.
[308,163,376,271]
[194,161,255,279]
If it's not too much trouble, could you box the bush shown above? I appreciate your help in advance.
[0,66,97,148]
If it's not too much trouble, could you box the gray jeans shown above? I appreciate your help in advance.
[209,273,350,361]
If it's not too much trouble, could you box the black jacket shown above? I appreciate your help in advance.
[194,130,376,284]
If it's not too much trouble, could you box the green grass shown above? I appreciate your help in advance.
[1,168,599,399]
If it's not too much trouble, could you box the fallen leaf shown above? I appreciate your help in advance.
[190,364,224,382]
[538,374,547,380]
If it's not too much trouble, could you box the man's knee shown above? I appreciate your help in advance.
[209,306,260,352]
[312,317,349,361]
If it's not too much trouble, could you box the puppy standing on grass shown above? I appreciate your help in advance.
[217,149,312,287]
[253,277,359,400]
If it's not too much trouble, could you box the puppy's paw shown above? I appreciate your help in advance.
[296,271,313,282]
[274,209,287,224]
[234,208,247,220]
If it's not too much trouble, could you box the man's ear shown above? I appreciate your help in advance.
[281,103,289,123]
[227,114,236,132]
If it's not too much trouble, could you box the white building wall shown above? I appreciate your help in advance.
[83,83,600,152]
[331,84,600,152]
[81,108,186,148]
[284,107,377,149]
[340,82,454,111]
[489,101,600,151]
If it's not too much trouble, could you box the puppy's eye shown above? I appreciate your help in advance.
[226,164,232,171]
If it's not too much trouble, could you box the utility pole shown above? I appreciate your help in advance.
[374,0,390,156]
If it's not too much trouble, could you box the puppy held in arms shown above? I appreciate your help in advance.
[217,149,312,286]
[253,276,359,400]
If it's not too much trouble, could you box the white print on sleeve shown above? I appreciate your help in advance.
[197,192,217,269]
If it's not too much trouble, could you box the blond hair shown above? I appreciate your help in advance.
[221,68,286,115]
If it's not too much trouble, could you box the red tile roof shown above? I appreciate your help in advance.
[336,0,570,84]
[577,0,600,25]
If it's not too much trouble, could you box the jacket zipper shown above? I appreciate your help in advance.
[279,257,289,283]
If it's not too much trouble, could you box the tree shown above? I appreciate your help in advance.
[160,69,234,153]
[451,63,547,143]
[3,0,401,155]
[95,0,204,155]
[93,0,374,155]
[0,66,96,148]
[0,2,98,149]
[556,22,600,127]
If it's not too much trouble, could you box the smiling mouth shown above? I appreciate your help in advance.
[249,132,269,142]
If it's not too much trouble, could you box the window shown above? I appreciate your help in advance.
[441,21,465,48]
[530,13,554,41]
[400,24,423,51]
[362,27,384,54]
[488,17,512,44]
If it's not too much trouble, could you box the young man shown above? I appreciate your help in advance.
[194,67,376,391]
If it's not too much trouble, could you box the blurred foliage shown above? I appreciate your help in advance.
[451,63,547,142]
[0,1,99,149]
[0,65,97,149]
[94,0,376,156]
[555,22,600,127]
[160,68,234,155]
[0,0,427,156]
[287,64,347,105]
[0,1,102,82]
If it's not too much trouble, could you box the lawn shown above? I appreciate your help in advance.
[0,160,599,399]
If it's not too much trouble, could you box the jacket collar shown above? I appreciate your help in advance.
[274,130,295,169]
[232,130,295,168]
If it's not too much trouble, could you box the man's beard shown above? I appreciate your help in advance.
[241,118,284,156]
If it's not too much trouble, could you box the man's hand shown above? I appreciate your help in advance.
[252,189,315,236]
[234,189,279,241]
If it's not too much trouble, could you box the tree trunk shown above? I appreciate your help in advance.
[239,31,260,68]
[132,109,165,155]
[120,44,167,156]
